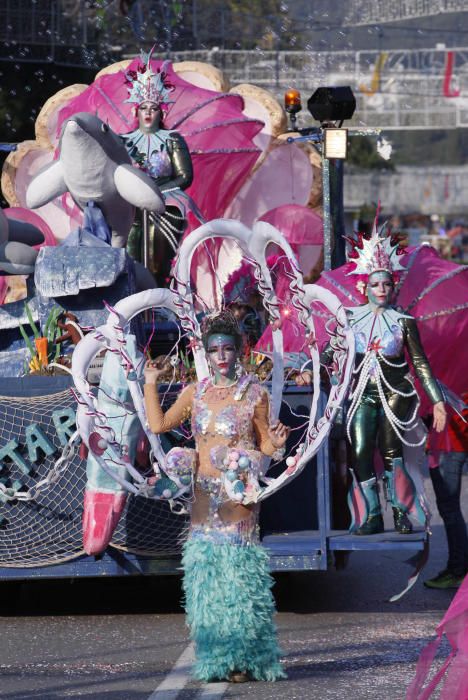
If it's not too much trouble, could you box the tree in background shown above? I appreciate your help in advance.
[72,1,295,53]
[347,136,394,171]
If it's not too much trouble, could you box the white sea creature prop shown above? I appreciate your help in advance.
[26,113,165,248]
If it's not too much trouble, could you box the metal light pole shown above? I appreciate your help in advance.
[285,87,382,271]
[329,159,346,269]
[321,128,381,270]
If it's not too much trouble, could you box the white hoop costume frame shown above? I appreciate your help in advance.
[72,219,355,504]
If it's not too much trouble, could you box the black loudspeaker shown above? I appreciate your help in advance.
[307,86,356,123]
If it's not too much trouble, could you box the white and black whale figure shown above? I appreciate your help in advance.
[26,112,165,248]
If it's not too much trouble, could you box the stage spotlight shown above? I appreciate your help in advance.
[307,86,356,126]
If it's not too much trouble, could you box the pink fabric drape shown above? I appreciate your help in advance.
[407,574,468,699]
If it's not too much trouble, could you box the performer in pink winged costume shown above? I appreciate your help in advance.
[407,572,468,699]
[341,220,446,535]
[284,215,448,536]
[121,50,194,286]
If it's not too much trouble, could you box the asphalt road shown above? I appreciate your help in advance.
[0,477,466,700]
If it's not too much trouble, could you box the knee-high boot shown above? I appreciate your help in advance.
[352,476,384,536]
[384,461,413,535]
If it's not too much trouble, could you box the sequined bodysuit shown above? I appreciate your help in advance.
[144,374,278,544]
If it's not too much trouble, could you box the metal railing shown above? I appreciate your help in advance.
[341,0,468,25]
[166,47,468,130]
[344,165,468,214]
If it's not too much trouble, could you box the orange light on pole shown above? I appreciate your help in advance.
[284,89,302,131]
[284,88,302,114]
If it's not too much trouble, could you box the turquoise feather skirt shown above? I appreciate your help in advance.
[182,537,286,682]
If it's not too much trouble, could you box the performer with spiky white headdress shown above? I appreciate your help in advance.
[122,49,194,286]
[342,214,447,536]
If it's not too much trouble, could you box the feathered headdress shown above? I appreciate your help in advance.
[345,207,406,279]
[124,49,175,108]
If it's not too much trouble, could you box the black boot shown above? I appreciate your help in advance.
[353,477,384,536]
[385,469,413,535]
[392,507,413,535]
[355,514,385,536]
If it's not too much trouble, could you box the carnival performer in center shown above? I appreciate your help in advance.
[341,219,447,536]
[122,50,194,286]
[143,310,288,683]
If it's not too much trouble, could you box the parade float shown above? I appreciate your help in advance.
[0,52,466,594]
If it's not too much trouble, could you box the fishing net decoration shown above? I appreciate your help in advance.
[0,383,84,567]
[0,378,189,568]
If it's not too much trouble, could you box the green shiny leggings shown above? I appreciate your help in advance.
[127,206,186,287]
[348,384,415,481]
